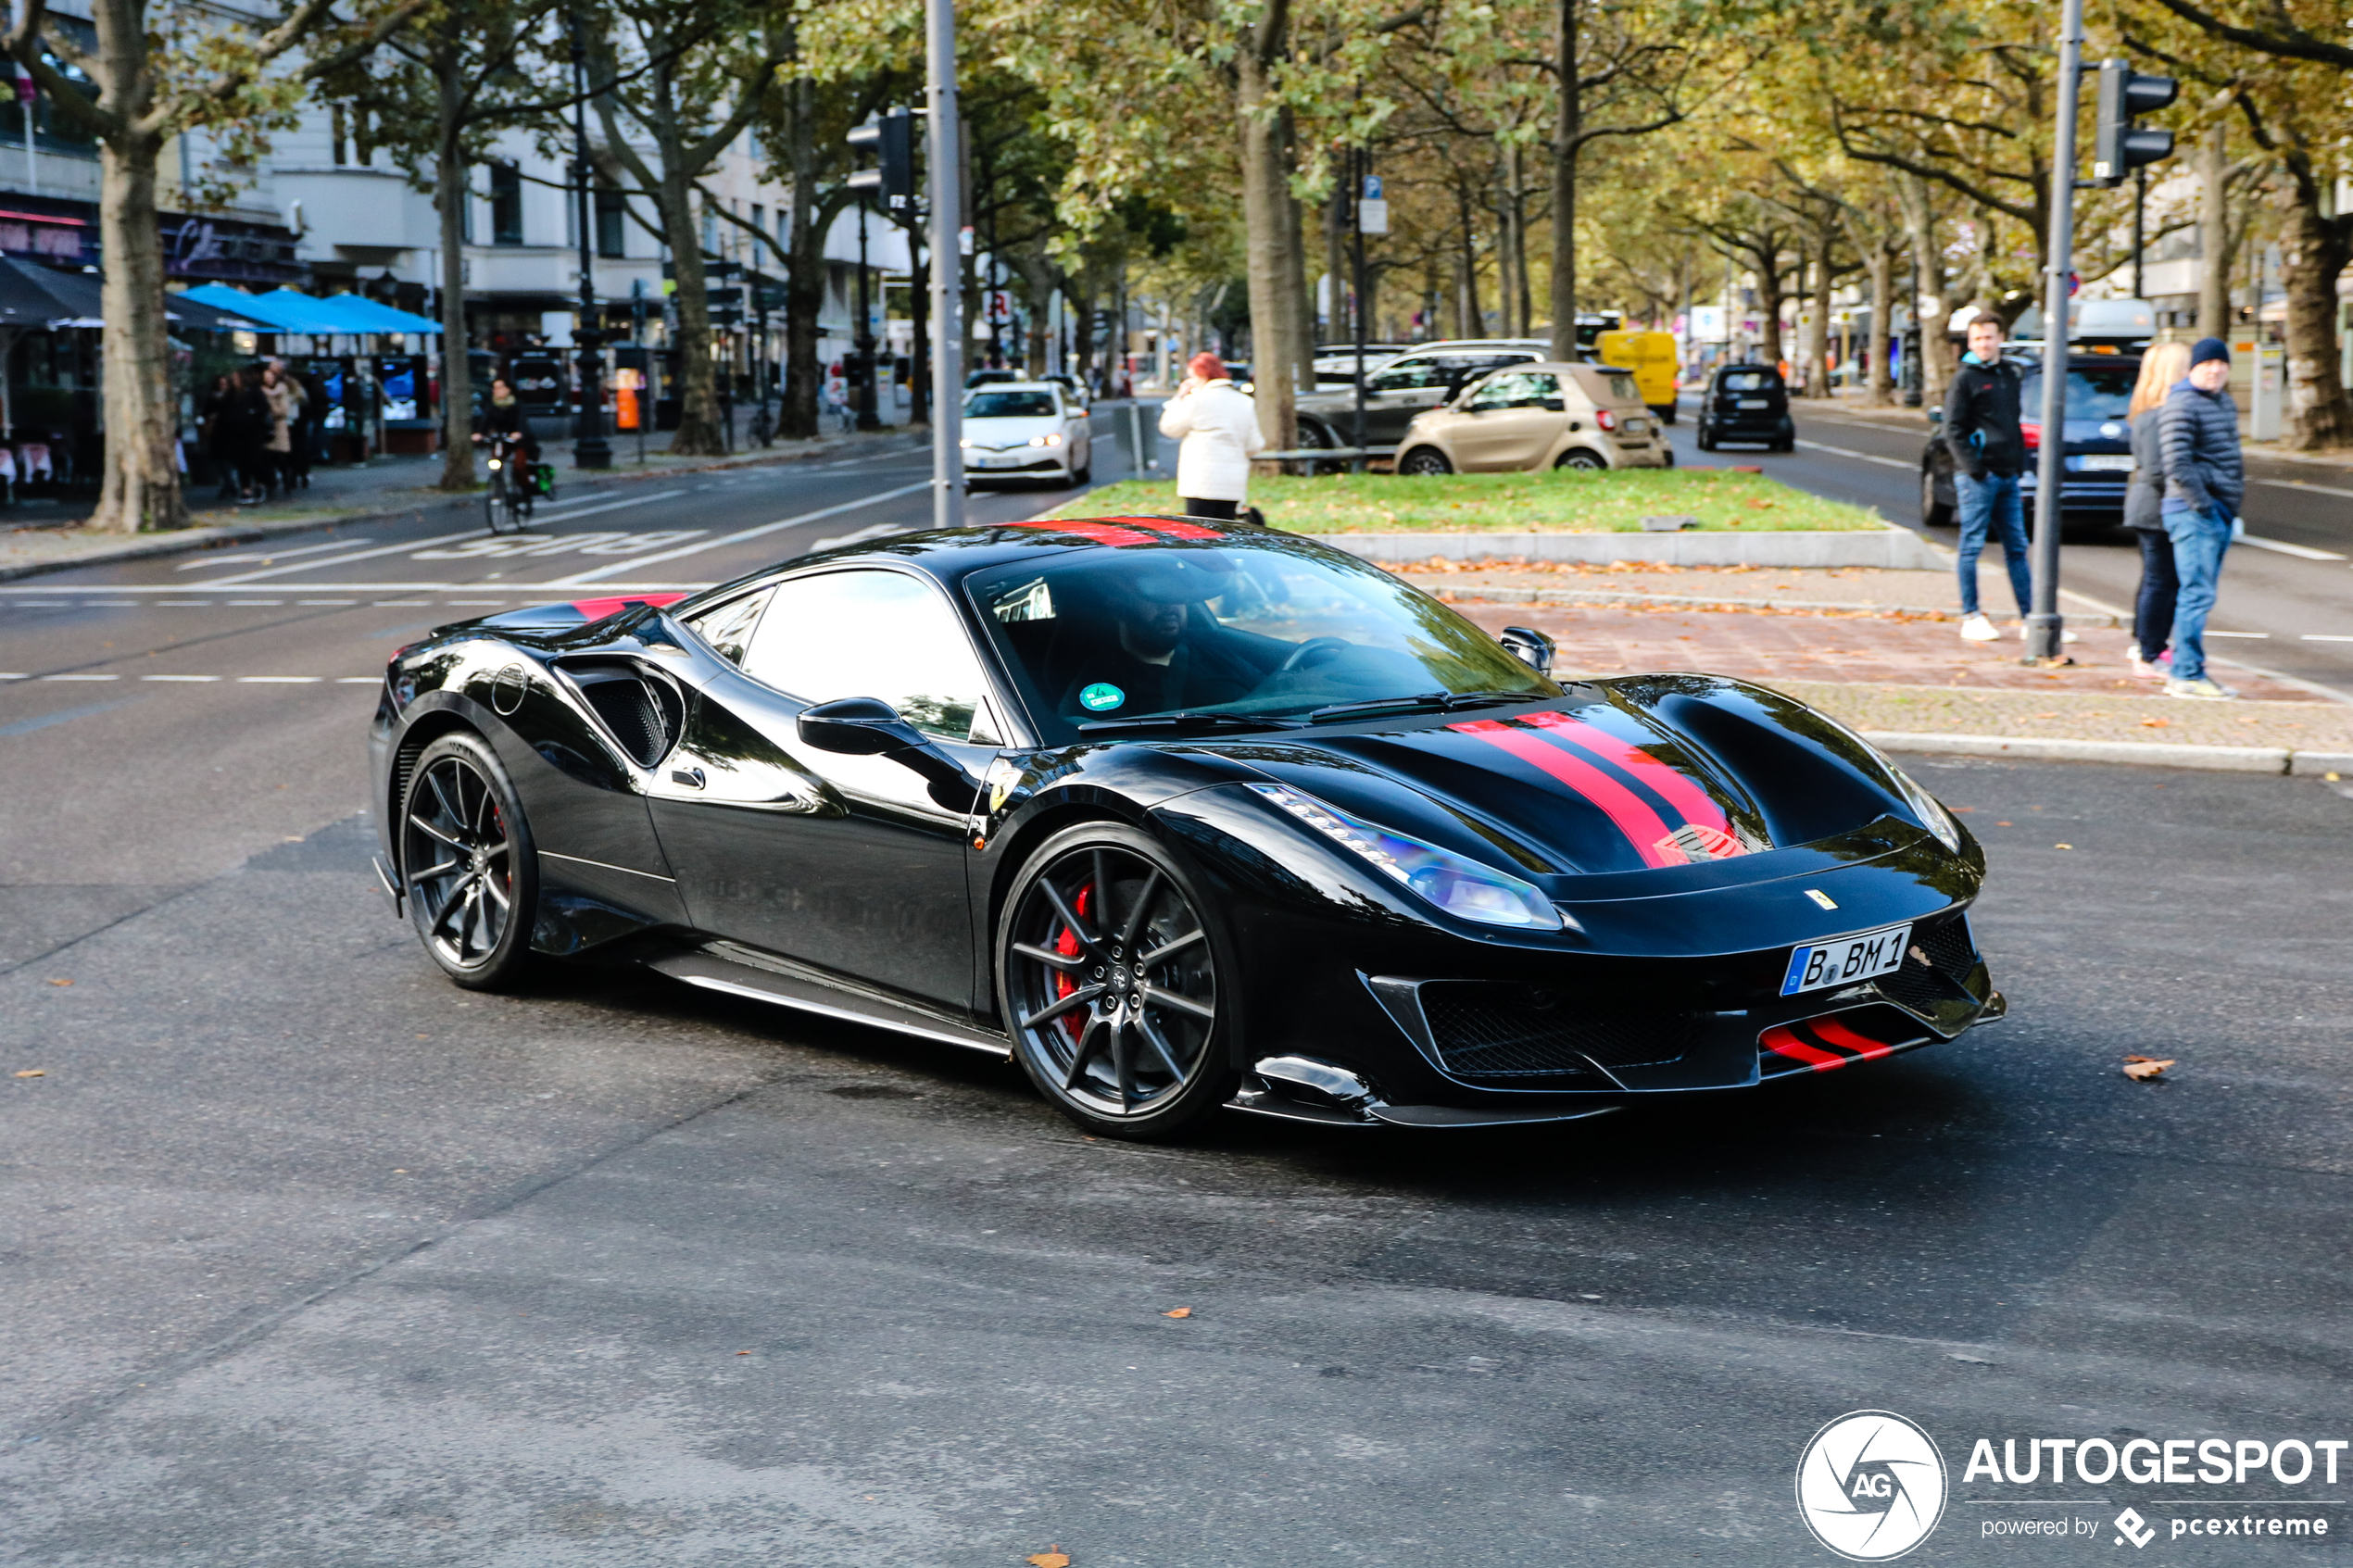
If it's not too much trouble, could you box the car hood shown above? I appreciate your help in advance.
[963,415,1061,449]
[1187,677,1952,885]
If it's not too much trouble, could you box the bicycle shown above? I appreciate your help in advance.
[477,432,538,534]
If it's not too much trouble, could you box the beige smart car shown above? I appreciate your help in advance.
[1392,362,1670,474]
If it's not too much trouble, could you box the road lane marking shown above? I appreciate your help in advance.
[2257,478,2353,501]
[544,479,934,584]
[236,675,323,683]
[142,674,220,682]
[176,537,377,571]
[44,673,119,681]
[0,699,134,736]
[336,676,381,684]
[2235,534,2347,560]
[811,521,909,552]
[2206,630,2269,637]
[2303,634,2353,642]
[490,489,690,529]
[298,598,358,605]
[226,599,283,605]
[195,526,492,585]
[1793,439,1914,470]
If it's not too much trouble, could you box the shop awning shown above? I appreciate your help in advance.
[178,283,353,334]
[307,294,444,334]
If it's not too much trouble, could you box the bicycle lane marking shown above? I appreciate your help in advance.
[540,480,933,586]
[190,489,692,587]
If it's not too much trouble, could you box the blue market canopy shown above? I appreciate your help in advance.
[305,293,443,333]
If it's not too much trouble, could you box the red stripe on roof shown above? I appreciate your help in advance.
[1450,718,1681,868]
[1521,710,1730,834]
[1761,1025,1843,1069]
[1117,516,1225,540]
[1009,519,1159,546]
[569,593,686,621]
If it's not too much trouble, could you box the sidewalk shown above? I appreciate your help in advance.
[0,425,931,582]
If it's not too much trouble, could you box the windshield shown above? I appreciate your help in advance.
[964,535,1561,742]
[966,390,1059,419]
[2020,365,2137,421]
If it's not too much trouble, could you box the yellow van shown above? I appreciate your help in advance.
[1595,330,1680,422]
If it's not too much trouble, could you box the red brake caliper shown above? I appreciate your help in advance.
[1052,882,1092,1045]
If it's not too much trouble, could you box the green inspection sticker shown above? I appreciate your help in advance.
[1079,683,1126,711]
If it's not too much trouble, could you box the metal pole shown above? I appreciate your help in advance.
[925,0,964,530]
[854,203,878,431]
[569,17,610,468]
[2132,167,2147,300]
[1351,145,1367,474]
[2025,0,2086,663]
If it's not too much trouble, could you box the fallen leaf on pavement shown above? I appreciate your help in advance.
[2054,843,2073,849]
[1162,1307,1192,1319]
[47,978,71,986]
[1995,821,2013,827]
[2122,1056,2174,1082]
[15,1069,44,1078]
[1028,1548,1072,1568]
[2140,717,2171,728]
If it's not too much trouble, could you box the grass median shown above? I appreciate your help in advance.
[1047,468,1883,533]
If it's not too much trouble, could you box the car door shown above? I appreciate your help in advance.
[648,568,1004,1010]
[1449,370,1567,470]
[1357,356,1464,442]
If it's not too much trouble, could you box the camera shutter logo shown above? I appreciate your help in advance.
[1794,1410,1948,1561]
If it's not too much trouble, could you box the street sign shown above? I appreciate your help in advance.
[985,290,1013,324]
[1358,174,1388,236]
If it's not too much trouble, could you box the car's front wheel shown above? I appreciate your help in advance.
[998,824,1239,1140]
[399,731,539,990]
[1397,445,1452,476]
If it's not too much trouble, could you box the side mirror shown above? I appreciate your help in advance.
[1500,626,1555,674]
[798,696,984,812]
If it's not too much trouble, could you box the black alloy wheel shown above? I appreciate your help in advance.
[1397,445,1453,477]
[999,824,1239,1139]
[399,732,539,989]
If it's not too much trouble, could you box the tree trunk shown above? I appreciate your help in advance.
[1323,180,1346,345]
[91,130,182,533]
[1277,107,1314,405]
[1897,175,1954,409]
[1237,48,1296,449]
[1755,253,1786,369]
[434,54,474,489]
[1862,241,1894,408]
[1453,177,1482,335]
[1804,232,1833,397]
[1507,144,1530,338]
[2275,174,2353,451]
[1546,0,1579,359]
[661,172,723,455]
[782,84,822,440]
[2196,124,2233,340]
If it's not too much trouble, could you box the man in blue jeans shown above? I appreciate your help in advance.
[1943,314,2035,642]
[2160,337,2246,699]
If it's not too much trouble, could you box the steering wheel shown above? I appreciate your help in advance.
[1278,636,1354,674]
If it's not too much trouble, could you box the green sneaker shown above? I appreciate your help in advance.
[2165,676,2235,700]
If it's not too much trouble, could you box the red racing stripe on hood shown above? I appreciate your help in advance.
[1520,710,1731,834]
[1449,717,1681,868]
[570,593,686,621]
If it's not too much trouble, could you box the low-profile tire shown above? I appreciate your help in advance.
[399,731,539,991]
[1072,460,1092,484]
[1555,447,1608,470]
[1397,445,1452,476]
[998,823,1241,1141]
[1920,467,1955,528]
[1695,424,1717,452]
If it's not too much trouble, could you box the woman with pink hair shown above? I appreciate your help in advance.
[1156,352,1265,521]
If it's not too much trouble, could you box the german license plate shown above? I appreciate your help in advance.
[1738,397,1769,408]
[2081,454,2134,471]
[1780,922,1912,996]
[1626,419,1649,433]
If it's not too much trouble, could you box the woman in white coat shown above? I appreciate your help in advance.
[1156,352,1265,520]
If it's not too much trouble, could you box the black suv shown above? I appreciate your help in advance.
[1693,364,1793,451]
[1293,339,1549,449]
[1919,352,2139,532]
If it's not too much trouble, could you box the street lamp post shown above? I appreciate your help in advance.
[854,200,878,432]
[2023,0,2087,664]
[924,0,963,529]
[568,18,610,470]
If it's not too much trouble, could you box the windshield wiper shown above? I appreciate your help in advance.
[1306,690,1530,725]
[1078,710,1303,735]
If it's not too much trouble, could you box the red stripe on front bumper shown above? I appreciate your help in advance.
[1761,1024,1843,1069]
[1807,1017,1900,1063]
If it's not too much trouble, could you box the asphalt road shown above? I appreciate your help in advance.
[5,415,2351,1564]
[1663,403,2353,699]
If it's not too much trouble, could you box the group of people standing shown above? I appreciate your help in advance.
[1943,316,2246,700]
[198,360,318,507]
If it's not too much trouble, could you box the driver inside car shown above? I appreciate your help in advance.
[1056,561,1282,720]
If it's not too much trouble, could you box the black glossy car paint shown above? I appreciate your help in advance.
[370,520,2001,1128]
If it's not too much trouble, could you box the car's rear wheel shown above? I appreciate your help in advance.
[1397,445,1452,476]
[1920,467,1954,528]
[400,732,538,991]
[999,824,1239,1140]
[1695,423,1717,451]
[1555,447,1607,470]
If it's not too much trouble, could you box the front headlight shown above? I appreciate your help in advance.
[1891,766,1964,853]
[1030,433,1063,446]
[1249,783,1563,931]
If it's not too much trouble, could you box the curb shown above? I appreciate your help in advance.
[1319,525,1946,571]
[0,430,932,584]
[1441,583,2122,626]
[1868,729,2353,776]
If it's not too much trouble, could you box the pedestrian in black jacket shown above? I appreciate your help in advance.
[1942,314,2034,643]
[2158,337,2245,699]
[2122,340,2190,679]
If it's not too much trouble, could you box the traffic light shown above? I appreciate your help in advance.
[846,109,914,211]
[2091,60,2176,186]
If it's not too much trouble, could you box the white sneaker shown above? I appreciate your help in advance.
[1959,613,1999,642]
[2166,676,2236,700]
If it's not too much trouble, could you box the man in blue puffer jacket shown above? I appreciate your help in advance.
[2159,337,2246,699]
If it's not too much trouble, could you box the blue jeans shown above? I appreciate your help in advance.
[1954,471,2032,617]
[2163,504,2233,683]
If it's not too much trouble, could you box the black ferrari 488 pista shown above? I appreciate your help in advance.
[370,515,2002,1138]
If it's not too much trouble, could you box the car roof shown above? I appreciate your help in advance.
[964,381,1065,394]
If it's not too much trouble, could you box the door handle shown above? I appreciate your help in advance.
[670,766,706,789]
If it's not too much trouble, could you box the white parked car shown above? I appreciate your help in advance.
[960,382,1092,485]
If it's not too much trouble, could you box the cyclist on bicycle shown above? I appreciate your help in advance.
[473,377,541,470]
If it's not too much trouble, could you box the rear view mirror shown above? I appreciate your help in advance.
[1500,626,1555,675]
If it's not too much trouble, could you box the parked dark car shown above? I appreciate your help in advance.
[1294,340,1549,451]
[1694,364,1794,452]
[1919,352,2139,532]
